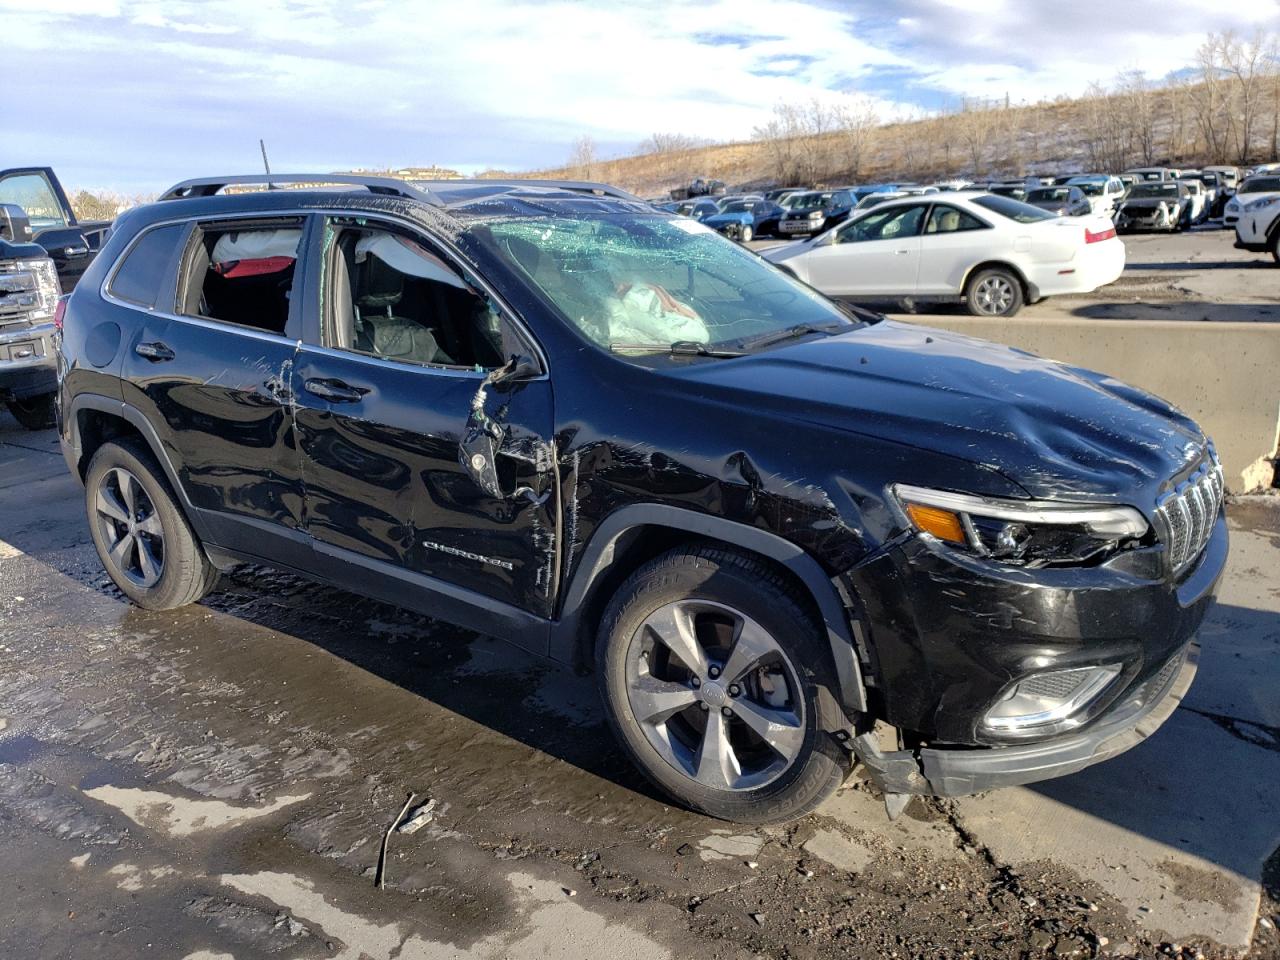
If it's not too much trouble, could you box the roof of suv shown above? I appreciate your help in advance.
[146,174,655,228]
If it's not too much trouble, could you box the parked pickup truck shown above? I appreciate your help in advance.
[0,204,62,429]
[0,167,111,292]
[0,166,110,430]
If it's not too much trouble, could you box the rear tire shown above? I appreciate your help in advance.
[6,394,55,431]
[965,267,1024,318]
[740,225,753,243]
[85,439,218,610]
[597,546,848,823]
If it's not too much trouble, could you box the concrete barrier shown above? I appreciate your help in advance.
[898,316,1280,493]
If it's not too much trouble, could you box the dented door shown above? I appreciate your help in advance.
[291,351,557,616]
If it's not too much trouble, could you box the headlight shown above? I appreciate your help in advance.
[892,484,1149,566]
[29,258,60,321]
[1245,196,1280,211]
[807,211,823,220]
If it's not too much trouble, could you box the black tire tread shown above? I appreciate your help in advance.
[6,394,56,431]
[597,545,848,824]
[84,438,218,611]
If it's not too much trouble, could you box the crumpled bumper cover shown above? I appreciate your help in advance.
[853,641,1198,797]
[917,640,1197,795]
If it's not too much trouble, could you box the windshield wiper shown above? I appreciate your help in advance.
[609,340,744,358]
[737,322,847,353]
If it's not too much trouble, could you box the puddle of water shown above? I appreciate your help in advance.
[0,734,44,766]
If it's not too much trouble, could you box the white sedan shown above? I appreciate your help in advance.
[761,192,1125,318]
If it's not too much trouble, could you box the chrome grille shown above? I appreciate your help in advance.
[1155,455,1224,576]
[1149,649,1184,695]
[0,266,39,326]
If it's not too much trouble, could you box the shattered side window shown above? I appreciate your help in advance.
[478,215,853,351]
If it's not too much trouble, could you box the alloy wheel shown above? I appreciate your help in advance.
[624,599,805,791]
[974,275,1015,315]
[94,467,165,588]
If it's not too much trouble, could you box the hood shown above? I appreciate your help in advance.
[762,238,822,264]
[1119,197,1183,210]
[678,321,1205,506]
[703,212,750,226]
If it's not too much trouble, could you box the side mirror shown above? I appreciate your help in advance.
[0,203,32,243]
[491,353,539,385]
[458,355,541,499]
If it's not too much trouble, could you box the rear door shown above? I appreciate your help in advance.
[914,204,997,295]
[803,203,927,296]
[116,214,310,567]
[291,214,558,625]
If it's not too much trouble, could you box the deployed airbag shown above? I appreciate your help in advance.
[211,229,302,278]
[355,233,467,290]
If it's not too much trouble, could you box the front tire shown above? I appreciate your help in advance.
[1270,230,1280,265]
[740,224,753,243]
[85,439,218,610]
[6,394,55,431]
[965,267,1024,317]
[597,546,848,823]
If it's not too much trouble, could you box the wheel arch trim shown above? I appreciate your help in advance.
[64,393,197,516]
[552,503,868,715]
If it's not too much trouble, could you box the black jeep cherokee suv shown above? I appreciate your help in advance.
[57,174,1227,823]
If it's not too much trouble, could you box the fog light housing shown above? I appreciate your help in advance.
[982,664,1121,739]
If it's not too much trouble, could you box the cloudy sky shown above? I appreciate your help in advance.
[6,0,1279,192]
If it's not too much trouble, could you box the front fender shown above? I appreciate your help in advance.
[551,502,868,717]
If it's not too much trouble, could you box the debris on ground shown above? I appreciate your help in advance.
[396,798,437,835]
[375,791,416,889]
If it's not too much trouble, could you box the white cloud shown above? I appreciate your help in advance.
[857,0,1280,104]
[4,0,1277,190]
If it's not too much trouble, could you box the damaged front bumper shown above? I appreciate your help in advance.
[854,641,1197,796]
[847,511,1226,797]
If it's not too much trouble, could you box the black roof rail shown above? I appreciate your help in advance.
[158,173,434,202]
[409,178,643,203]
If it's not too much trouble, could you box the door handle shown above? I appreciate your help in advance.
[135,341,174,361]
[304,378,369,403]
[894,249,912,255]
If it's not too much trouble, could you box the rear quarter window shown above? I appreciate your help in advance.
[108,223,188,308]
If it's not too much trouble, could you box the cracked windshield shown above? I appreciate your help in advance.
[481,215,853,353]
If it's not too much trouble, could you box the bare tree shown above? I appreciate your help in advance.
[953,98,999,174]
[753,99,841,183]
[1116,71,1157,165]
[68,189,147,221]
[753,103,803,182]
[637,133,707,156]
[1218,29,1277,163]
[1271,62,1280,158]
[833,95,880,179]
[1191,34,1230,160]
[1165,75,1193,162]
[568,135,597,178]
